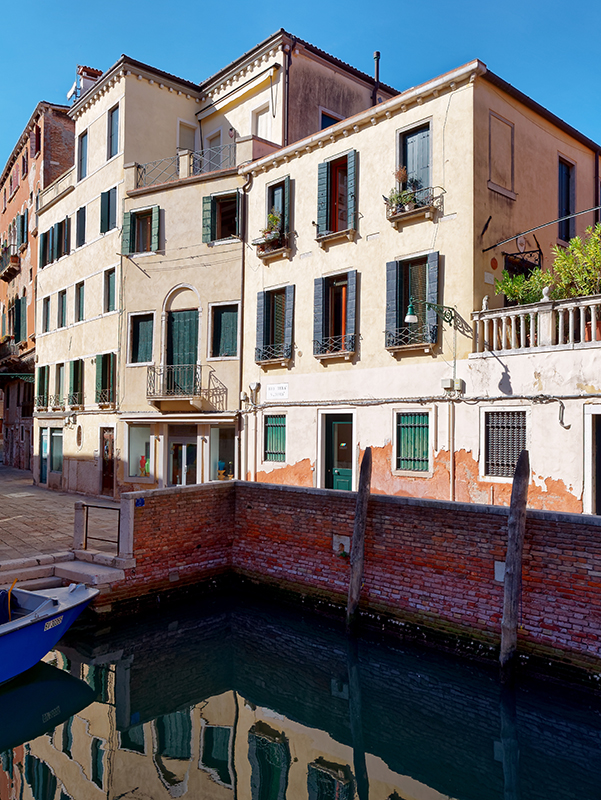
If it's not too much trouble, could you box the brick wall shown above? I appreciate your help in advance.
[114,481,601,665]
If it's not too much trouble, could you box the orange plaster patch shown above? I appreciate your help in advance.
[255,458,314,488]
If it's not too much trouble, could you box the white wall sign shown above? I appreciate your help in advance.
[266,383,289,400]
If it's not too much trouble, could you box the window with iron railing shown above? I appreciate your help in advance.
[484,410,526,478]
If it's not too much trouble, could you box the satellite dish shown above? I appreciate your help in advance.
[66,81,77,101]
[517,235,526,253]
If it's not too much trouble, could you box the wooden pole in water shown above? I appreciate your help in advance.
[500,449,529,682]
[346,447,372,631]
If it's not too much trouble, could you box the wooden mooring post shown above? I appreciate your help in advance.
[500,449,529,682]
[346,447,372,631]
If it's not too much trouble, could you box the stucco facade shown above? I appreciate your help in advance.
[239,59,601,512]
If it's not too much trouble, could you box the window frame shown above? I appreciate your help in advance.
[202,191,241,243]
[319,107,343,130]
[263,414,286,463]
[480,406,530,482]
[208,302,240,360]
[126,423,153,482]
[385,252,439,350]
[558,155,576,243]
[77,131,88,181]
[122,206,160,254]
[69,358,84,407]
[49,427,63,473]
[57,289,67,329]
[100,187,117,234]
[76,206,86,248]
[316,149,357,239]
[255,285,295,364]
[75,281,84,323]
[313,271,357,358]
[42,296,51,333]
[104,268,116,313]
[393,407,434,475]
[127,311,155,366]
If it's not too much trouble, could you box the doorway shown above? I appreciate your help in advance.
[39,428,48,484]
[168,424,198,486]
[167,309,199,395]
[325,414,353,490]
[101,428,115,495]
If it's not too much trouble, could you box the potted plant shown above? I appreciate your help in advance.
[252,208,282,249]
[385,167,423,213]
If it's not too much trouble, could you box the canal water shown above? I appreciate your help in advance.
[1,590,601,800]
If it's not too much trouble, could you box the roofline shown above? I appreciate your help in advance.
[70,54,201,116]
[200,28,398,96]
[483,69,601,153]
[0,101,71,189]
[240,59,486,174]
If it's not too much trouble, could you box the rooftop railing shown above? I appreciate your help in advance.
[136,143,237,189]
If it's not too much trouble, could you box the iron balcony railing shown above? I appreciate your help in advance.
[313,334,356,356]
[0,340,20,360]
[385,186,445,220]
[49,394,65,408]
[34,394,48,410]
[255,343,293,362]
[190,143,236,175]
[385,324,433,348]
[147,364,202,398]
[95,387,115,405]
[0,244,20,280]
[68,391,83,406]
[136,155,179,188]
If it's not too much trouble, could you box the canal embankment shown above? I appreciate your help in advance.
[78,479,601,674]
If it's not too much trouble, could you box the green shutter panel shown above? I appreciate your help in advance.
[16,215,23,248]
[1,312,5,337]
[109,187,117,230]
[151,206,160,251]
[202,196,212,242]
[316,162,330,235]
[64,216,70,255]
[95,354,103,401]
[20,296,27,342]
[346,270,357,346]
[100,191,109,234]
[39,232,45,267]
[426,252,439,344]
[122,211,132,254]
[108,353,116,401]
[386,261,400,343]
[235,191,242,238]
[77,207,86,247]
[108,270,115,312]
[255,291,266,360]
[69,360,75,395]
[284,284,294,357]
[48,226,54,263]
[283,176,291,236]
[313,277,325,354]
[347,150,357,230]
[53,223,60,261]
[219,306,238,357]
[23,208,28,244]
[14,300,21,344]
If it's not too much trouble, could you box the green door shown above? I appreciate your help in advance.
[167,309,198,394]
[325,414,353,490]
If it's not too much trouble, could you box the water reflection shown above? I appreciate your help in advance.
[1,593,601,800]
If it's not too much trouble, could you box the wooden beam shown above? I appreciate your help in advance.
[500,449,529,681]
[346,447,372,631]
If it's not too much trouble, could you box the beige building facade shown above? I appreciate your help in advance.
[239,59,601,513]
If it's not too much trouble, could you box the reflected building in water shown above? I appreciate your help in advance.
[1,596,601,799]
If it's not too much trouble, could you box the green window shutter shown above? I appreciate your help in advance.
[39,232,46,267]
[100,191,109,234]
[284,284,295,355]
[283,176,291,236]
[76,207,86,247]
[346,269,357,341]
[1,312,5,337]
[53,223,60,261]
[167,310,198,366]
[151,206,160,251]
[69,360,75,395]
[14,300,21,343]
[396,412,429,471]
[347,150,357,230]
[235,191,242,238]
[255,291,266,360]
[385,261,400,342]
[404,125,430,193]
[63,217,70,256]
[316,161,330,235]
[23,208,28,244]
[20,296,27,342]
[95,354,103,401]
[107,270,115,312]
[426,252,439,343]
[272,291,285,345]
[108,353,116,400]
[212,305,237,357]
[109,187,117,230]
[132,314,153,363]
[264,415,286,461]
[122,211,132,254]
[313,277,325,353]
[48,226,54,263]
[202,196,213,242]
[16,215,23,248]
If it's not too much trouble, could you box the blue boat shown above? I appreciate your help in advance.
[0,583,99,684]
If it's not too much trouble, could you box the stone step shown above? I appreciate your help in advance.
[9,576,63,591]
[54,560,125,587]
[0,564,56,589]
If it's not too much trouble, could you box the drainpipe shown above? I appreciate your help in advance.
[371,51,380,107]
[237,170,253,479]
[449,401,455,501]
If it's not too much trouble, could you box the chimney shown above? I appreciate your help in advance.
[77,65,103,95]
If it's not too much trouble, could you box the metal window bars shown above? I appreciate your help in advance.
[485,411,527,478]
[313,334,356,356]
[385,324,433,348]
[255,343,292,362]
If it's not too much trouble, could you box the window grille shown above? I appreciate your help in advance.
[396,412,429,471]
[264,415,286,462]
[485,410,526,477]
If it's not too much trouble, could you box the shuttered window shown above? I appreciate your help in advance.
[122,206,160,253]
[57,290,66,328]
[485,411,526,478]
[396,412,429,471]
[211,305,238,357]
[108,105,119,159]
[105,269,116,312]
[385,253,439,348]
[558,159,574,242]
[202,193,241,242]
[402,125,431,196]
[69,359,84,405]
[316,150,357,235]
[50,428,63,473]
[36,365,49,407]
[264,415,286,462]
[130,313,154,363]
[100,187,117,233]
[42,297,50,332]
[313,271,357,356]
[78,131,88,181]
[75,282,84,322]
[256,285,295,362]
[95,352,116,404]
[76,206,86,247]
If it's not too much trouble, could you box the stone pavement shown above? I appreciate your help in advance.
[0,463,120,564]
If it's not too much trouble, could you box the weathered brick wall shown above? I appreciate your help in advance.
[115,481,601,664]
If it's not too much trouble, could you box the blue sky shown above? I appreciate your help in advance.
[1,0,600,165]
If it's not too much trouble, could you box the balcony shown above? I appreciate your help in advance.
[147,364,202,399]
[38,167,75,214]
[471,292,601,355]
[0,339,20,361]
[313,334,356,360]
[34,395,48,411]
[136,144,237,189]
[252,231,291,262]
[0,245,20,282]
[255,342,293,365]
[385,186,445,228]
